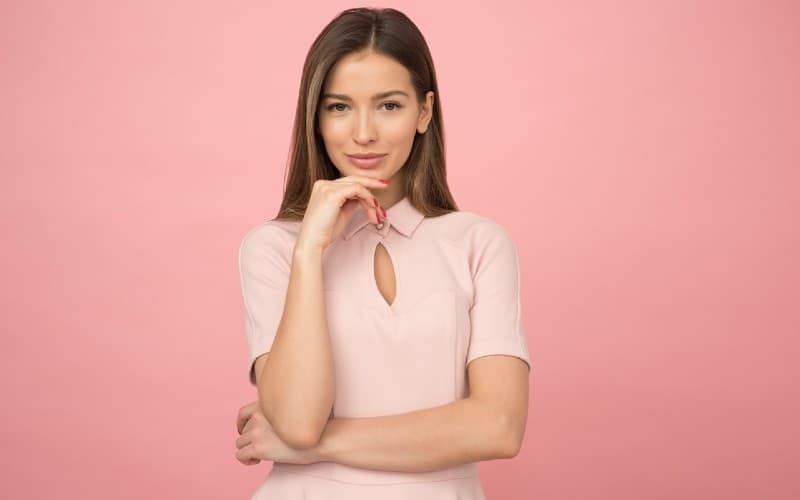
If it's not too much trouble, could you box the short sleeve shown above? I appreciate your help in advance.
[237,223,291,386]
[466,222,532,371]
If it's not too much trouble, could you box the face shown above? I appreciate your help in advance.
[317,50,434,195]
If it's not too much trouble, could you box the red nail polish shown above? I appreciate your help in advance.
[381,206,387,217]
[373,198,378,207]
[379,179,389,184]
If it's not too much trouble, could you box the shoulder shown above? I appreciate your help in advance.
[428,209,517,249]
[238,219,301,266]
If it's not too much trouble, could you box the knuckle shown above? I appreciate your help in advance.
[313,179,328,191]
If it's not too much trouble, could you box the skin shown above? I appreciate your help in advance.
[317,49,434,209]
[235,49,530,470]
[316,49,435,307]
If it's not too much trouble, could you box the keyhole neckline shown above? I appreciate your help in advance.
[371,239,400,315]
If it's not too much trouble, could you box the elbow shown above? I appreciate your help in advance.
[268,409,324,450]
[275,422,322,450]
[257,385,333,450]
[257,402,319,449]
[256,393,324,450]
[497,414,525,459]
[500,434,522,458]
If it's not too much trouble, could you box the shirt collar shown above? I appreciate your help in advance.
[342,195,425,241]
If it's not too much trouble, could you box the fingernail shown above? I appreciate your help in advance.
[373,198,378,207]
[381,206,387,217]
[379,179,389,184]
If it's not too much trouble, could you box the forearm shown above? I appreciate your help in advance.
[314,397,512,473]
[259,245,335,447]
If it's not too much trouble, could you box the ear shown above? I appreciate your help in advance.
[417,91,435,134]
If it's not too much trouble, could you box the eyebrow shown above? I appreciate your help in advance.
[321,90,410,101]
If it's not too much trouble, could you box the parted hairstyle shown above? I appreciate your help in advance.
[274,7,458,221]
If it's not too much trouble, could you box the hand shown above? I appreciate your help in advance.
[235,401,322,466]
[297,175,390,252]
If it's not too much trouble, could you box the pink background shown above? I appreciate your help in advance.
[2,1,798,498]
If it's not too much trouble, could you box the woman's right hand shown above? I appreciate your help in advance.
[296,175,390,253]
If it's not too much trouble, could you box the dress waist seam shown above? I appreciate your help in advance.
[271,466,479,486]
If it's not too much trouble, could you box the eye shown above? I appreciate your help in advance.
[324,102,403,112]
[326,103,348,112]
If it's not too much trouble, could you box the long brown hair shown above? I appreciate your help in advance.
[274,7,457,221]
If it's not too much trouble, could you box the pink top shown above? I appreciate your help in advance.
[238,195,532,499]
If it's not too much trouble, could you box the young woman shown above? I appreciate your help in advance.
[234,7,531,499]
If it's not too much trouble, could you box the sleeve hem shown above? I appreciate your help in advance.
[466,339,532,371]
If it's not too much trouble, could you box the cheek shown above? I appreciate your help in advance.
[383,115,419,143]
[319,120,349,142]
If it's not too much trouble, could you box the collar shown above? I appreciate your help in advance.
[342,195,425,240]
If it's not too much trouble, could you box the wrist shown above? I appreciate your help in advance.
[293,241,324,261]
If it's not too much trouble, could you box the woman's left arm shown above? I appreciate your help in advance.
[311,355,529,473]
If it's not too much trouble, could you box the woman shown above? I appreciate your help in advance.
[234,7,531,499]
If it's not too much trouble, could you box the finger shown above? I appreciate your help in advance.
[236,415,266,448]
[339,183,382,225]
[235,429,252,450]
[237,402,258,434]
[349,196,371,220]
[332,178,385,224]
[358,196,381,224]
[237,454,261,466]
[236,400,261,427]
[333,174,390,188]
[338,195,376,225]
[236,443,258,464]
[240,414,259,437]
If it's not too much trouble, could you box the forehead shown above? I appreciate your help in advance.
[323,51,413,94]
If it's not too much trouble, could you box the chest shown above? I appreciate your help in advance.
[322,231,470,314]
[320,230,475,417]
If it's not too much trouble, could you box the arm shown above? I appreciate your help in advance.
[242,237,335,449]
[312,355,529,473]
[260,245,335,448]
[308,221,532,472]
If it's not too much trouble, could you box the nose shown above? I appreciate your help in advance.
[353,109,377,144]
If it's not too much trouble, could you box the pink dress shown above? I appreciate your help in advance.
[238,196,532,499]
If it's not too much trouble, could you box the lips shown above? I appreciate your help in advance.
[346,153,387,169]
[347,153,386,159]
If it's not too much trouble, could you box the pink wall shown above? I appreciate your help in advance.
[2,1,798,498]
